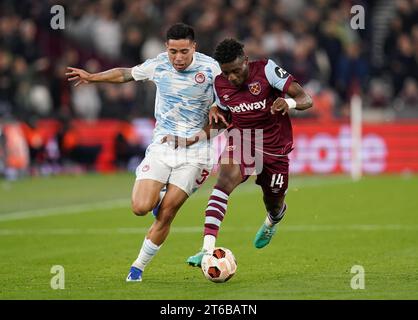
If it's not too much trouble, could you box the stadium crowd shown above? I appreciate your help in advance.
[0,0,417,176]
[0,0,417,122]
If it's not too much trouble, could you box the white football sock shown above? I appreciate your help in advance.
[203,235,216,252]
[132,238,161,271]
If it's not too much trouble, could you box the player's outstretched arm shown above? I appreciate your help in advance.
[66,67,134,86]
[271,82,313,115]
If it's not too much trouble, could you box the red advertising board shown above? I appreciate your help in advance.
[7,119,417,174]
[290,121,418,174]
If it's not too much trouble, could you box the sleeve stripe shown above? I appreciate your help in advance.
[282,75,294,94]
[265,59,293,93]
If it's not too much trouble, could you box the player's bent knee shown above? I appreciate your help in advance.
[131,201,154,216]
[131,207,148,216]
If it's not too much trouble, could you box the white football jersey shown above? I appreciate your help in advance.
[131,52,221,160]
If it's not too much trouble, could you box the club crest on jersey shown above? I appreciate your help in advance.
[142,165,150,172]
[195,72,206,84]
[223,94,230,101]
[248,82,261,95]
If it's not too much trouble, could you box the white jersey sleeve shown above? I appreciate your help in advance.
[210,63,222,80]
[264,59,293,93]
[131,57,159,81]
[213,84,228,111]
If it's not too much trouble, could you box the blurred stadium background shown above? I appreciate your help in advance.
[0,0,417,177]
[0,0,417,300]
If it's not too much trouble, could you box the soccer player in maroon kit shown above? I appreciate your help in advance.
[186,38,313,267]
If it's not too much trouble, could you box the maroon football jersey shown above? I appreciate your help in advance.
[214,59,295,156]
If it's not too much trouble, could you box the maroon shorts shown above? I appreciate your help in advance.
[220,137,289,197]
[254,154,289,197]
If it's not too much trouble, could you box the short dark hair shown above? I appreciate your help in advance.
[166,23,195,41]
[214,39,245,64]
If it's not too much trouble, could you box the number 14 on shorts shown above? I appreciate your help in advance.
[270,173,284,188]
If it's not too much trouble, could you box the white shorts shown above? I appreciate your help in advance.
[135,144,213,196]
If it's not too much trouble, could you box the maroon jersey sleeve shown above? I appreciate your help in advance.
[264,59,294,94]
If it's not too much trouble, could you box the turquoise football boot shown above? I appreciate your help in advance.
[186,249,208,267]
[254,223,277,249]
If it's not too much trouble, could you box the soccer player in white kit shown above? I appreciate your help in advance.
[66,23,221,282]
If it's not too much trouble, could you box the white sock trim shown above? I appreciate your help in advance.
[203,235,216,252]
[132,238,161,270]
[206,205,225,216]
[145,238,161,250]
[208,199,227,210]
[205,216,222,227]
[212,188,229,200]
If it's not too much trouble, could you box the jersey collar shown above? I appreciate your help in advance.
[183,53,196,72]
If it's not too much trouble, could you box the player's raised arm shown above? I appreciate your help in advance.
[66,67,134,86]
[270,81,313,115]
[263,59,313,115]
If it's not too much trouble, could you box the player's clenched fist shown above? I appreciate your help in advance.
[66,67,92,86]
[270,97,296,115]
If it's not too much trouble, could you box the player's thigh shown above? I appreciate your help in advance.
[169,162,213,197]
[131,179,166,213]
[256,158,289,208]
[132,154,170,213]
[216,159,246,193]
[259,173,288,212]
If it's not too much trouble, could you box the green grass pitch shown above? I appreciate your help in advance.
[0,173,417,299]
